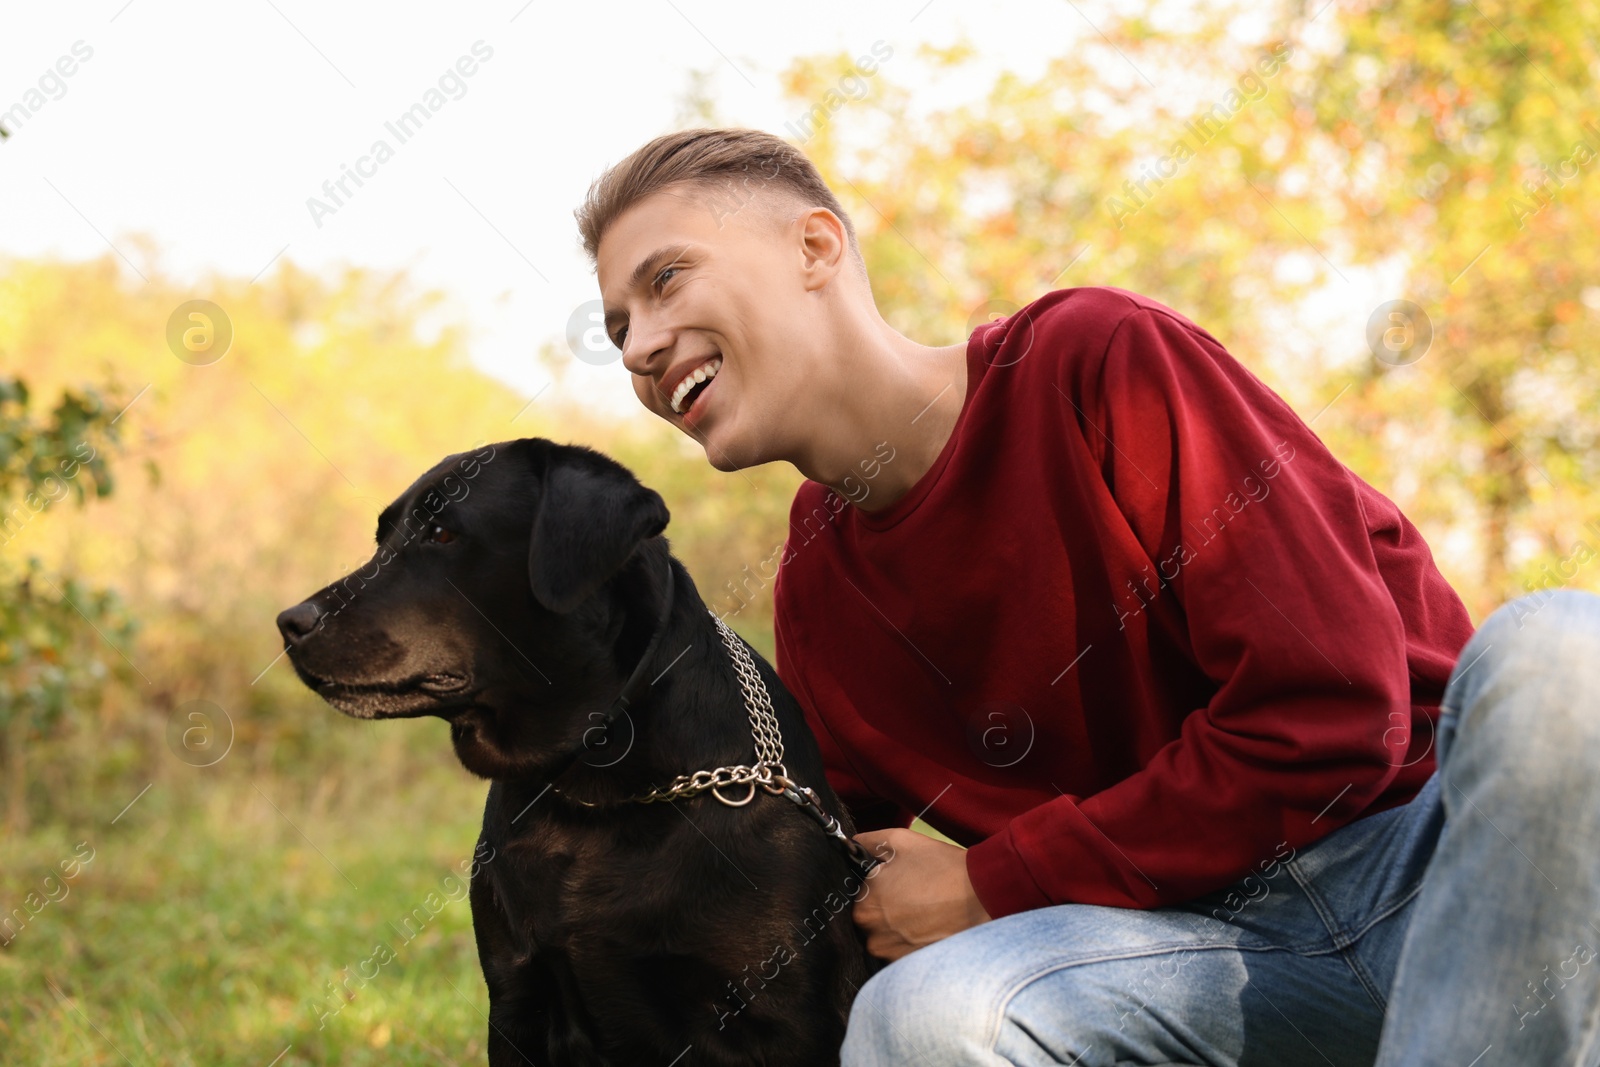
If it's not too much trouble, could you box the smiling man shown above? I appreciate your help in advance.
[576,128,1600,1066]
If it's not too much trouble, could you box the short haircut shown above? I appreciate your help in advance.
[574,127,863,271]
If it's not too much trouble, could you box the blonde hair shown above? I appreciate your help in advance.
[574,127,862,267]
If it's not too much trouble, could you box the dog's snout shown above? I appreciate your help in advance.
[276,602,323,645]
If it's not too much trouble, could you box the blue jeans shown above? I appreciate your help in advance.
[842,590,1600,1066]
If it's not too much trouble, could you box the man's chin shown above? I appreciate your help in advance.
[698,427,760,473]
[705,443,743,473]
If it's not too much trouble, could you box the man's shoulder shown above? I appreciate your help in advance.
[1022,284,1160,321]
[983,286,1211,378]
[779,477,845,537]
[979,287,1216,391]
[783,480,850,549]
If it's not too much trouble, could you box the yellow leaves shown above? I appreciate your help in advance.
[763,0,1600,612]
[950,132,986,163]
[915,41,977,68]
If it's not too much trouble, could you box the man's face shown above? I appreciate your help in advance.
[596,185,817,472]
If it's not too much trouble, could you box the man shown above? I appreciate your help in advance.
[578,127,1600,1065]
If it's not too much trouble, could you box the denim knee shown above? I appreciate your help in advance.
[1440,588,1600,789]
[842,946,1002,1063]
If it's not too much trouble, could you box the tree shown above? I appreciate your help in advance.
[779,0,1600,618]
[1299,0,1600,615]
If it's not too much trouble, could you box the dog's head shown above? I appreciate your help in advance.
[275,438,670,779]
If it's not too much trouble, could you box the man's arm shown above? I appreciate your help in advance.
[963,304,1457,917]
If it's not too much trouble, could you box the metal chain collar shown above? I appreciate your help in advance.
[555,609,883,878]
[629,611,789,806]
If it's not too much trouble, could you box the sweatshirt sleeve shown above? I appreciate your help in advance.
[965,306,1418,915]
[773,580,915,835]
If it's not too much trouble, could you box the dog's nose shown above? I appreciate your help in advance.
[276,602,323,646]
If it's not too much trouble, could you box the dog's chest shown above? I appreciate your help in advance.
[487,822,689,948]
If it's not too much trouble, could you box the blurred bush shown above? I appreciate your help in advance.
[0,375,136,833]
[0,256,800,831]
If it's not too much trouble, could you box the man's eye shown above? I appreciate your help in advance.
[426,524,457,544]
[654,266,679,287]
[613,325,628,349]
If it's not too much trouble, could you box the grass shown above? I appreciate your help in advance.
[0,728,497,1066]
[1,710,954,1065]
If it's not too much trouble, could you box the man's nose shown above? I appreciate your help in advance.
[620,338,656,380]
[619,317,670,380]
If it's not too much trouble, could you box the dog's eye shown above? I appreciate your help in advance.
[426,524,457,544]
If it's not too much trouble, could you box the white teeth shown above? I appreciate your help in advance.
[669,357,722,413]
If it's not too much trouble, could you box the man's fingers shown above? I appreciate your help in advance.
[853,827,894,851]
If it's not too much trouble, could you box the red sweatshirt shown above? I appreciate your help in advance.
[771,286,1475,919]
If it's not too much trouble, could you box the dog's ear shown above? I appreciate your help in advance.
[528,457,670,614]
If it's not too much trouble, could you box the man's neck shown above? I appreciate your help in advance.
[792,315,970,514]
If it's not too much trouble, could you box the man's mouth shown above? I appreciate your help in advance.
[669,356,722,415]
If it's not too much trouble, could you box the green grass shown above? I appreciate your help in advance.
[1,711,958,1066]
[1,738,497,1066]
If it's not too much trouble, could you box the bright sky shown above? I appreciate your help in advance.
[3,0,1104,418]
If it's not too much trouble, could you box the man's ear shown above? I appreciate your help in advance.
[528,458,670,614]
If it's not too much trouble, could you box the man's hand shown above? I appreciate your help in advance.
[852,827,992,962]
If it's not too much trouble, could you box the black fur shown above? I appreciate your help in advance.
[276,438,878,1065]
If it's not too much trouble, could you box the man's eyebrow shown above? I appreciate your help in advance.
[604,243,691,328]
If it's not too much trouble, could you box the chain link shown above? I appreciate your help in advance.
[559,609,879,877]
[628,611,789,805]
[711,612,785,768]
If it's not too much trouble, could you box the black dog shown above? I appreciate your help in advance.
[276,438,883,1065]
